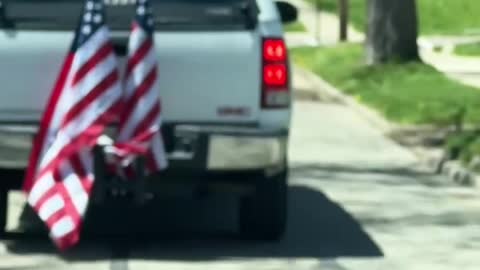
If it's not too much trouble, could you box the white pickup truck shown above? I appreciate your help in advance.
[0,0,296,240]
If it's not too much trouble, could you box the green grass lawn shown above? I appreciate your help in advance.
[284,21,307,32]
[290,44,480,126]
[455,42,480,57]
[306,0,480,35]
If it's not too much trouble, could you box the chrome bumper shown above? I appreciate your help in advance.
[169,125,288,171]
[0,124,288,171]
[0,125,35,168]
[207,134,287,170]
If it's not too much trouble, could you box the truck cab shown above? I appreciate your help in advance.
[0,0,297,240]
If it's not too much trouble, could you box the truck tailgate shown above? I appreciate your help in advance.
[155,31,261,123]
[0,30,261,123]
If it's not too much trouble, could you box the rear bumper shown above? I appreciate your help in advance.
[169,125,288,171]
[0,124,288,171]
[0,125,35,169]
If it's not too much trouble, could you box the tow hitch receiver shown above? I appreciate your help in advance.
[91,146,148,206]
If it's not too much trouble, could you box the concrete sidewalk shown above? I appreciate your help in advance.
[284,0,363,47]
[419,37,480,88]
[421,50,480,88]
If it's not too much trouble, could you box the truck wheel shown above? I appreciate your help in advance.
[239,168,288,241]
[0,189,7,238]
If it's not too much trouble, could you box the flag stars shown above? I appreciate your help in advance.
[135,0,155,30]
[81,1,103,39]
[82,25,92,35]
[93,14,103,24]
[147,18,154,27]
[84,13,92,23]
[137,5,146,15]
[86,1,94,10]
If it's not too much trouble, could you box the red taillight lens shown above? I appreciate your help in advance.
[263,39,287,62]
[262,38,289,109]
[263,64,287,86]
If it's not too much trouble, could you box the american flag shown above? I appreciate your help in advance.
[113,0,168,173]
[23,0,122,250]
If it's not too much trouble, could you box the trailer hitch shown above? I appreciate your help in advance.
[92,146,148,206]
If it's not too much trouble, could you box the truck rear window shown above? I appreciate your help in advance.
[0,0,259,31]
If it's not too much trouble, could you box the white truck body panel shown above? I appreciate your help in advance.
[0,30,263,123]
[0,0,285,124]
[0,0,291,168]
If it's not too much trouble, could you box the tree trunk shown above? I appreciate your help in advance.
[365,0,420,65]
[339,0,349,41]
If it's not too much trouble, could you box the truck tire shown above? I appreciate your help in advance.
[239,168,288,241]
[0,189,7,238]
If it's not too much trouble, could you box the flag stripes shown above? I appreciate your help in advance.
[24,0,168,250]
[24,0,123,249]
[114,0,167,173]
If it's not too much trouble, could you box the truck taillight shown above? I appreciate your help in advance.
[263,39,287,61]
[264,64,287,86]
[262,38,289,109]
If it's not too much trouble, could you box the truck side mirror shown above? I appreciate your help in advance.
[275,1,298,24]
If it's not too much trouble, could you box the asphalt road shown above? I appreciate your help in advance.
[2,71,480,270]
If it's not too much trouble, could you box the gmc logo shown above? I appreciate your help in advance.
[104,0,136,5]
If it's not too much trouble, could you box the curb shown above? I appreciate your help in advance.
[293,65,478,188]
[294,66,393,132]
